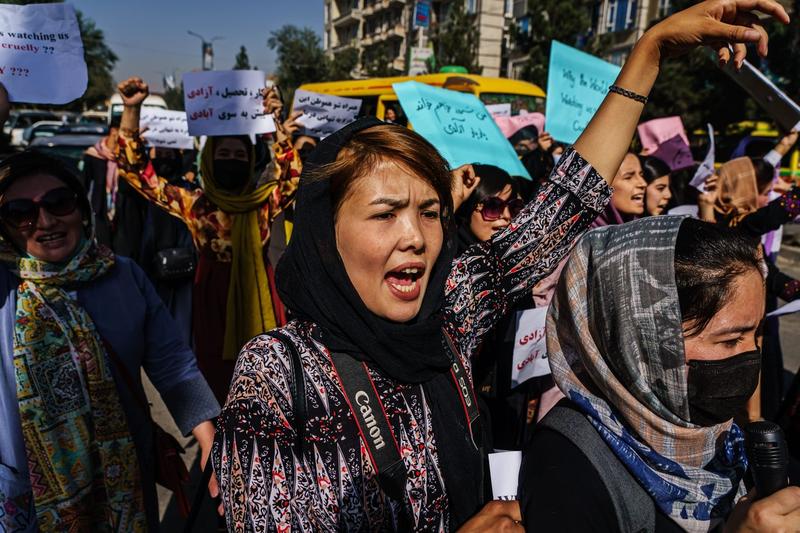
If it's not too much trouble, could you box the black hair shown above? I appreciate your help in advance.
[639,155,671,185]
[508,125,539,147]
[521,148,555,184]
[455,164,518,223]
[674,218,764,337]
[752,157,776,193]
[665,164,700,211]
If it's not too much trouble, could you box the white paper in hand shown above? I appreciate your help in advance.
[511,308,550,388]
[292,89,362,139]
[489,451,522,501]
[0,3,87,104]
[140,108,194,150]
[183,70,276,137]
[690,124,715,193]
[767,299,800,318]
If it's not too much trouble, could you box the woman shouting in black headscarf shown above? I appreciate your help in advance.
[212,1,789,530]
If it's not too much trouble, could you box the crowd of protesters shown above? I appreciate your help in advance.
[2,0,800,531]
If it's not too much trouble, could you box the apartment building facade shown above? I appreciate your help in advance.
[323,0,510,78]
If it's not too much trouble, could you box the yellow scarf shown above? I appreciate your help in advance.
[201,138,277,360]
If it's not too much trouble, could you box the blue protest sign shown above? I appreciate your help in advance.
[393,81,531,179]
[545,41,621,145]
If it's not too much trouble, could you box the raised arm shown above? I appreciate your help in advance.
[574,0,789,183]
[445,0,790,356]
[117,77,201,222]
[259,88,302,223]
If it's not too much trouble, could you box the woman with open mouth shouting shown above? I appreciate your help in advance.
[212,0,789,530]
[592,151,647,227]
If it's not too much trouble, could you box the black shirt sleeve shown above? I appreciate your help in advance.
[519,428,619,532]
[734,186,800,238]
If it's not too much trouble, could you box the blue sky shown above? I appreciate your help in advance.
[71,0,324,92]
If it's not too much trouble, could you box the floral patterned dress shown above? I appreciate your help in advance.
[212,149,611,532]
[117,134,301,401]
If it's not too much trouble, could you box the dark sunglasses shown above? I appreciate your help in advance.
[0,187,79,229]
[477,196,525,221]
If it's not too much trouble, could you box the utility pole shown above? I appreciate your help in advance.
[187,31,224,70]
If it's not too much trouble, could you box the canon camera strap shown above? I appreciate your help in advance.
[330,351,408,501]
[329,330,482,501]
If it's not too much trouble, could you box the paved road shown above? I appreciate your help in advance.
[146,228,800,531]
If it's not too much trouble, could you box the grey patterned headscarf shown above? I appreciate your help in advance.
[548,216,747,531]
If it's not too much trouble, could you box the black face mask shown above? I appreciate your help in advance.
[152,157,182,180]
[213,159,250,190]
[687,349,761,427]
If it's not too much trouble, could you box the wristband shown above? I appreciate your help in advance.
[608,85,648,104]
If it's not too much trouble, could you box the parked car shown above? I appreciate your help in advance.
[28,132,105,174]
[21,120,64,146]
[3,110,63,146]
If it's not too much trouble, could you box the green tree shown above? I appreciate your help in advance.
[327,48,359,80]
[430,1,481,73]
[761,0,800,104]
[363,44,399,77]
[234,45,252,70]
[514,0,597,88]
[641,0,769,133]
[268,25,328,102]
[75,11,118,110]
[163,85,185,111]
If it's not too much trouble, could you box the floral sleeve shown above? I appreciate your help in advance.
[116,133,202,222]
[444,148,610,357]
[262,137,301,224]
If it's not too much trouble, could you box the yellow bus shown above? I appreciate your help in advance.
[297,73,545,126]
[691,120,799,181]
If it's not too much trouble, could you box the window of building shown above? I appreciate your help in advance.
[605,0,617,32]
[657,0,671,17]
[625,0,637,29]
[467,0,477,15]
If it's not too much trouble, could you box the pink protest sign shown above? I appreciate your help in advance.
[638,116,690,153]
[651,134,694,171]
[494,112,545,139]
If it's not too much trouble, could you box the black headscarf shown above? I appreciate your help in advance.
[276,117,484,528]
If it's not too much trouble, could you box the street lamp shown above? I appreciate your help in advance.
[187,31,224,70]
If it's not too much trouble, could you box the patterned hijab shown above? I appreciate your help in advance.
[548,216,747,532]
[1,238,147,531]
[714,157,759,223]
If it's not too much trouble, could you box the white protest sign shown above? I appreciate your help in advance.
[489,451,522,501]
[0,3,87,104]
[768,299,800,318]
[183,70,276,137]
[690,124,715,193]
[140,108,194,150]
[486,103,511,117]
[511,308,550,388]
[292,89,361,139]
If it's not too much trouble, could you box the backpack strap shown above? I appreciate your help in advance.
[265,330,307,452]
[538,404,656,533]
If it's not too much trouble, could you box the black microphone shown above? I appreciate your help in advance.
[744,421,789,499]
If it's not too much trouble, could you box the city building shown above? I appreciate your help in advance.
[504,0,672,79]
[323,0,413,76]
[593,0,672,64]
[323,0,509,78]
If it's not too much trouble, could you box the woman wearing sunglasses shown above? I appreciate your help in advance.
[454,165,547,450]
[0,152,220,531]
